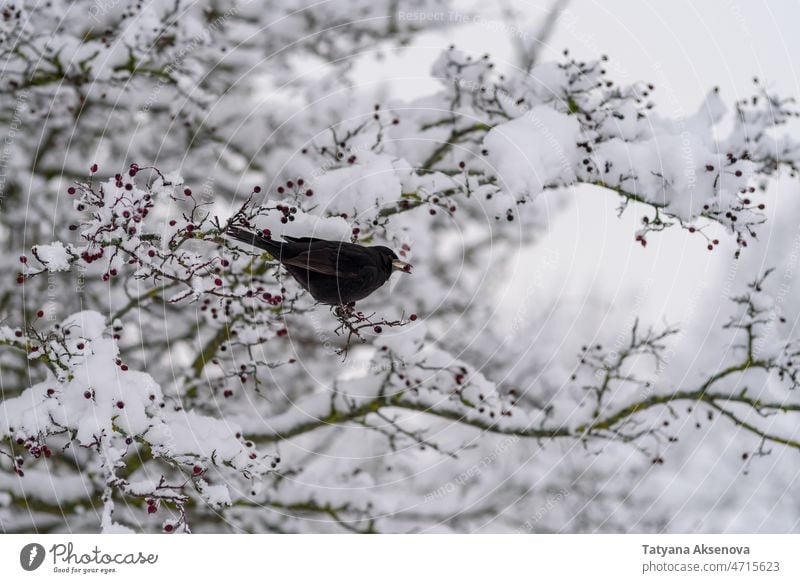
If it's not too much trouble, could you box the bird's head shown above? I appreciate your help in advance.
[375,246,412,274]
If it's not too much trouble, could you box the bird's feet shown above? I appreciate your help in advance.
[331,304,407,358]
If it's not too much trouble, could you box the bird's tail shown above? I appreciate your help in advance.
[226,225,281,256]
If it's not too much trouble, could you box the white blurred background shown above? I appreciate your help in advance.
[355,1,800,531]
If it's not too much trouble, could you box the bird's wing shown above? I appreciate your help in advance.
[280,244,363,276]
[283,235,327,243]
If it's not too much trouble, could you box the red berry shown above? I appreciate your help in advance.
[254,186,261,193]
[184,188,192,196]
[36,310,44,318]
[193,465,202,475]
[409,314,418,321]
[19,255,27,263]
[67,187,76,195]
[163,524,174,532]
[84,391,92,399]
[147,505,157,514]
[116,401,125,409]
[214,278,223,287]
[374,326,382,333]
[90,164,98,173]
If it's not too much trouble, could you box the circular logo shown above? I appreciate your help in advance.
[19,543,46,571]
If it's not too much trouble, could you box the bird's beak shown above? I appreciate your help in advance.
[392,259,413,274]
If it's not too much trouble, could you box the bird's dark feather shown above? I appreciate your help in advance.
[225,226,401,304]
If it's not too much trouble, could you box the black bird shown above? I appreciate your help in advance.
[226,226,412,305]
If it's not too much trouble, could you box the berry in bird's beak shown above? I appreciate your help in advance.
[392,259,412,273]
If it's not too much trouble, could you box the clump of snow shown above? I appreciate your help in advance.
[198,482,232,509]
[311,153,403,216]
[483,107,581,198]
[33,241,71,272]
